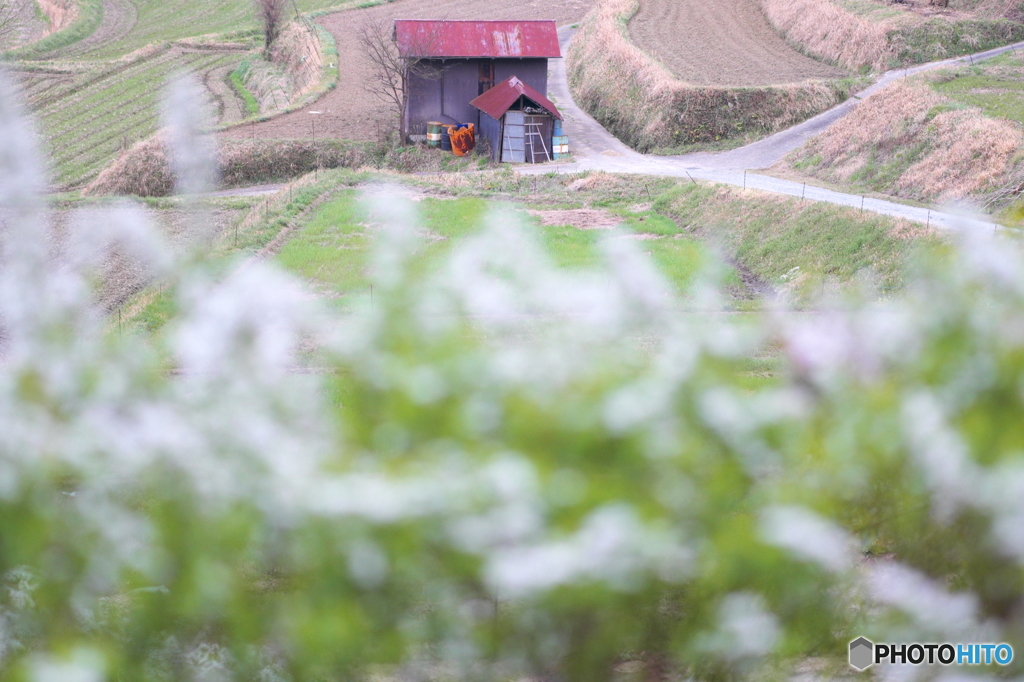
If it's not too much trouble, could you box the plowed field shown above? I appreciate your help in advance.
[628,0,845,86]
[222,0,595,143]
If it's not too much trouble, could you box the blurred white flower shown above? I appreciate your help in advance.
[760,505,855,573]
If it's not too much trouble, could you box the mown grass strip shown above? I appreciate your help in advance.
[229,60,260,117]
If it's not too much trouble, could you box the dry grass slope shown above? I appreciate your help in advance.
[38,0,78,34]
[761,0,1024,71]
[785,79,1022,202]
[567,0,854,153]
[85,135,486,196]
[760,0,893,71]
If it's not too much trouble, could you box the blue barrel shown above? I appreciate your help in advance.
[553,119,564,136]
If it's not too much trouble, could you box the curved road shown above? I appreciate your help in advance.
[519,27,1024,234]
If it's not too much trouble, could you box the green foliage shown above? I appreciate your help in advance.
[229,60,261,117]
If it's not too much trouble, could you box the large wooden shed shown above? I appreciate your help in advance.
[469,75,563,163]
[394,20,562,143]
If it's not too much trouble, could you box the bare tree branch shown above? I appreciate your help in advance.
[358,19,445,144]
[254,0,286,56]
[0,0,27,49]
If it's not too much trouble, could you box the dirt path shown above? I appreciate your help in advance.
[221,0,595,143]
[628,0,845,86]
[49,0,137,60]
[204,63,246,126]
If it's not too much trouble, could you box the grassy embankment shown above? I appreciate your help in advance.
[761,0,1024,72]
[566,0,860,154]
[782,50,1024,214]
[121,169,941,337]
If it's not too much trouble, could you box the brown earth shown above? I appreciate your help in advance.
[221,0,595,144]
[527,208,624,230]
[627,0,845,86]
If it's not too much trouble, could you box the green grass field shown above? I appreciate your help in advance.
[933,52,1024,124]
[276,193,718,307]
[47,0,357,61]
[121,169,940,395]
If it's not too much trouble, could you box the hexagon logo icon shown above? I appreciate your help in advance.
[849,637,874,671]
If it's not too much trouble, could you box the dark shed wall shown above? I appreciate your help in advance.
[494,59,548,95]
[405,64,443,137]
[405,58,551,138]
[442,61,479,126]
[479,112,502,162]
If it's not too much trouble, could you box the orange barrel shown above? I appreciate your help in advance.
[426,121,444,148]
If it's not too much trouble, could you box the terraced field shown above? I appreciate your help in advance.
[628,0,845,86]
[1,0,377,188]
[46,0,354,61]
[13,48,247,187]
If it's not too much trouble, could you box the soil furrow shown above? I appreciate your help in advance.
[627,0,845,86]
[49,0,138,60]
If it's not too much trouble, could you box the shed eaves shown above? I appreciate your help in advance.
[394,20,561,59]
[469,75,563,120]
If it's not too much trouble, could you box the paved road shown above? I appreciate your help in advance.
[523,27,1024,233]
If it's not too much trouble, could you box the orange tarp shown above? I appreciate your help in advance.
[450,124,476,156]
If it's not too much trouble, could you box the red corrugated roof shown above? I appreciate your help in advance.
[394,20,561,59]
[469,75,563,120]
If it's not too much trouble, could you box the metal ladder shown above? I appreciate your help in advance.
[524,120,550,163]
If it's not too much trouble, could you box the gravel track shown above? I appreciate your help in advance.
[221,0,595,143]
[628,0,845,86]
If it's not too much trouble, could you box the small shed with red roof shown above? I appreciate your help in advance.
[469,75,562,163]
[393,19,561,155]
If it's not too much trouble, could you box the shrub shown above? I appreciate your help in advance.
[85,135,491,196]
[6,66,1024,682]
